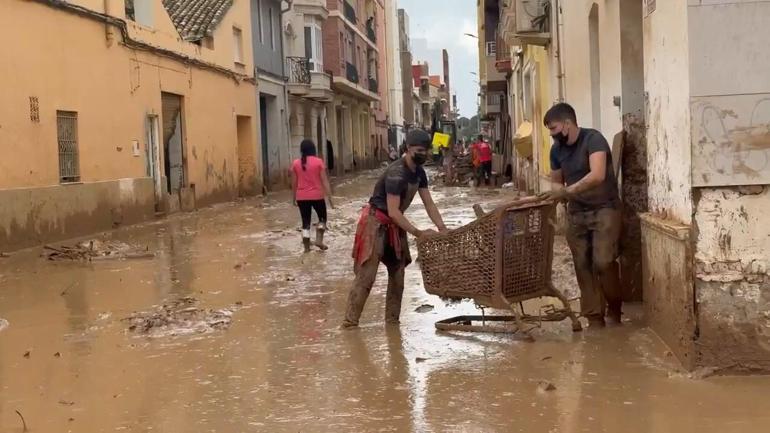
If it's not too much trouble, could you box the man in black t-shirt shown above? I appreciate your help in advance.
[538,103,622,328]
[343,129,447,328]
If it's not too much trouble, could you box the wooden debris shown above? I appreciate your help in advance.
[44,239,154,261]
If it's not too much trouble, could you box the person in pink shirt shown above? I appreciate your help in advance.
[477,139,493,186]
[291,139,334,253]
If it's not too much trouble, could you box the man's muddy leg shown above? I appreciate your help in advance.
[384,264,405,324]
[342,259,381,328]
[592,208,623,322]
[567,212,605,325]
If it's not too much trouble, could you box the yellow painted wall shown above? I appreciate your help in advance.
[0,0,260,249]
[0,0,259,201]
[520,45,553,181]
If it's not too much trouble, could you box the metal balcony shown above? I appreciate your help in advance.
[286,57,311,84]
[366,18,376,44]
[345,62,359,84]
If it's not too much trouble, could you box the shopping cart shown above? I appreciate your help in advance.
[416,197,582,336]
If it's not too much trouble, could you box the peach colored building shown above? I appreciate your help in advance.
[0,0,260,251]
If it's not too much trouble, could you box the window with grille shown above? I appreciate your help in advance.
[486,41,496,57]
[57,111,80,183]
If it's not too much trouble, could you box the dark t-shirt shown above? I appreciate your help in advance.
[549,128,619,213]
[369,158,429,212]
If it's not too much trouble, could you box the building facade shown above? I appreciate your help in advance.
[397,8,415,131]
[283,0,335,171]
[322,0,382,174]
[385,0,405,151]
[372,0,389,163]
[0,0,260,250]
[251,0,290,189]
[494,0,770,373]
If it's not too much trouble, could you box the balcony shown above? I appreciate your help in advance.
[309,71,334,102]
[368,77,378,93]
[345,62,359,84]
[343,0,357,25]
[495,34,512,73]
[366,18,376,44]
[286,57,311,84]
[286,57,311,96]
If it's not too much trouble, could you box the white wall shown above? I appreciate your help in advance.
[385,0,404,127]
[561,0,623,136]
[643,0,693,223]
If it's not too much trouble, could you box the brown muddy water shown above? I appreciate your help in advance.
[1,170,770,433]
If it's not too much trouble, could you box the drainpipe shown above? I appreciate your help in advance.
[280,1,294,186]
[103,0,115,47]
[553,0,566,101]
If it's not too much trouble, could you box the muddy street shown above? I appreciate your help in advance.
[1,171,769,433]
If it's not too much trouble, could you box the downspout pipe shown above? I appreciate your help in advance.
[103,0,115,46]
[553,0,566,101]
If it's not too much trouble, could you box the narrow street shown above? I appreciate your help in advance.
[0,170,768,433]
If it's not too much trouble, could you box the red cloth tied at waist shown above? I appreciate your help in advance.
[352,204,403,266]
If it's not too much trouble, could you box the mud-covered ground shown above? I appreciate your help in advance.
[2,170,770,432]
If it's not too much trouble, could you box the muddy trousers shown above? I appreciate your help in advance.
[343,257,406,326]
[566,208,622,319]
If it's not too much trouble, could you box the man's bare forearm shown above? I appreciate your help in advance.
[423,197,446,230]
[565,173,601,196]
[389,209,421,237]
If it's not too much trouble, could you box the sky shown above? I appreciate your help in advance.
[399,0,479,118]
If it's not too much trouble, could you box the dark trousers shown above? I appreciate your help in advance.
[566,208,622,318]
[297,200,327,230]
[344,218,409,326]
[477,161,492,185]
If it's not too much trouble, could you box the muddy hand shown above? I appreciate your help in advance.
[419,229,439,239]
[537,188,569,203]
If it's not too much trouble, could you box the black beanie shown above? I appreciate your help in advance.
[405,129,433,149]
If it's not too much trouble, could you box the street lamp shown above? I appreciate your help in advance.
[464,33,478,39]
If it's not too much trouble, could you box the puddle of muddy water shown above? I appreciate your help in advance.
[2,170,770,433]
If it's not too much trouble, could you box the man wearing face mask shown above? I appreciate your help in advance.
[538,103,622,328]
[343,129,447,328]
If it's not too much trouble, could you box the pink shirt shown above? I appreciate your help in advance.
[478,142,493,162]
[292,156,326,201]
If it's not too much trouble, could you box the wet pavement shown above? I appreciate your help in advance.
[2,170,770,433]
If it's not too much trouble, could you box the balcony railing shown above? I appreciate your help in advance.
[343,0,357,24]
[495,33,512,73]
[368,77,378,93]
[345,62,359,84]
[286,56,311,84]
[366,18,376,43]
[496,34,510,62]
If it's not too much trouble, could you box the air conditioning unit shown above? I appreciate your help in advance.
[515,0,548,34]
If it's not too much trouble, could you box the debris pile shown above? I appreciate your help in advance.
[44,239,154,261]
[124,297,238,338]
[436,154,479,186]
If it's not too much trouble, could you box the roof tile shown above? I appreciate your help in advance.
[162,0,234,41]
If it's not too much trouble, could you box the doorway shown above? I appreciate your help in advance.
[145,115,162,210]
[161,92,185,197]
[259,95,269,189]
[236,115,255,196]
